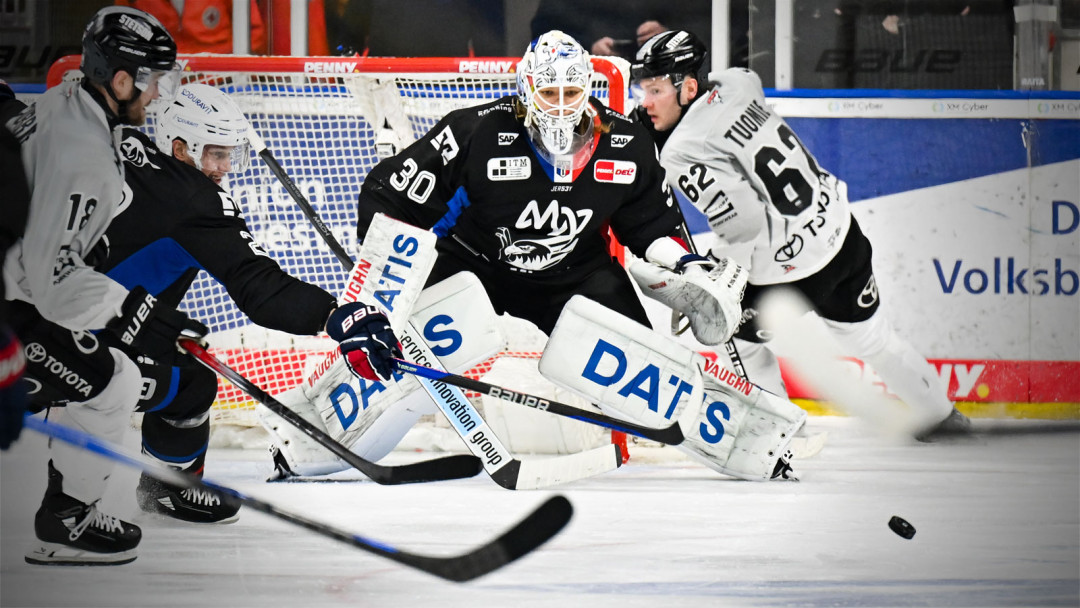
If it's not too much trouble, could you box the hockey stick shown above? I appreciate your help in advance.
[22,415,570,582]
[392,358,686,445]
[179,338,482,485]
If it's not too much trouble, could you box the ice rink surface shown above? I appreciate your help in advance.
[1,416,1077,608]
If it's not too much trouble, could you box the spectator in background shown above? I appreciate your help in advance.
[116,0,268,54]
[324,0,504,57]
[530,0,755,67]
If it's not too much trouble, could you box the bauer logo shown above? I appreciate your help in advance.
[497,132,518,145]
[487,157,531,181]
[593,160,636,184]
[610,134,634,148]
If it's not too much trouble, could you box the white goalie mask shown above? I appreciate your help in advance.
[155,83,252,173]
[517,30,593,157]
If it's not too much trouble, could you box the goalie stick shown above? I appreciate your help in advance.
[22,415,571,582]
[392,358,686,445]
[179,338,483,485]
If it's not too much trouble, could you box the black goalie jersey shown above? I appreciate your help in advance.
[357,96,683,282]
[90,129,336,335]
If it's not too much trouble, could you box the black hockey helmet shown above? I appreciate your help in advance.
[81,6,177,91]
[631,30,709,88]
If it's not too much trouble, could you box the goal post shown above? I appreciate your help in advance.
[46,53,633,456]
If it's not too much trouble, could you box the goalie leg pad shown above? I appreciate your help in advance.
[541,296,805,480]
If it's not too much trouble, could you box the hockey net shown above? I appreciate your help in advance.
[48,54,632,456]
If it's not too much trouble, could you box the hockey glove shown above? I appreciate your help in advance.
[106,286,209,360]
[325,302,402,383]
[0,327,27,450]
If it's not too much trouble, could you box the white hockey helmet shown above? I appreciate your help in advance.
[517,30,593,156]
[155,83,252,173]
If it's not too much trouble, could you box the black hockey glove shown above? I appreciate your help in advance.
[325,302,402,383]
[106,286,209,360]
[0,327,27,450]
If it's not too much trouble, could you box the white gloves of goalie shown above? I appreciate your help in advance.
[629,245,748,345]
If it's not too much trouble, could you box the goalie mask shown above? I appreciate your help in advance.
[517,31,593,158]
[156,83,252,174]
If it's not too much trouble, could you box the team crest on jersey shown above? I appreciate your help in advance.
[120,136,161,170]
[497,132,518,145]
[610,134,634,148]
[593,160,636,184]
[495,200,594,272]
[431,126,459,164]
[488,157,531,181]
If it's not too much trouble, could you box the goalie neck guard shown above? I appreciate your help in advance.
[517,30,593,157]
[156,83,252,173]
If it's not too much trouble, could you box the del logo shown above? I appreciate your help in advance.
[610,134,634,148]
[497,132,518,145]
[594,160,637,184]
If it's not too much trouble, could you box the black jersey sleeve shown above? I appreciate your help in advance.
[177,186,337,335]
[606,120,684,258]
[356,105,476,239]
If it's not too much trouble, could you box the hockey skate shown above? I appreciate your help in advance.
[770,449,799,481]
[915,407,972,442]
[137,473,240,524]
[25,461,141,566]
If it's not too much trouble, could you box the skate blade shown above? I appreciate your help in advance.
[25,542,138,566]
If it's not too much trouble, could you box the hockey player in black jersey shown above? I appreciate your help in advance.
[72,83,399,524]
[356,30,745,339]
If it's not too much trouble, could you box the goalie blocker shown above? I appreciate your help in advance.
[540,296,806,481]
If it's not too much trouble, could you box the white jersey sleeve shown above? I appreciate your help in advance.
[660,68,851,284]
[3,82,130,330]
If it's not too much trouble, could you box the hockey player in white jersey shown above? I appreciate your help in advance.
[3,7,192,566]
[631,30,969,438]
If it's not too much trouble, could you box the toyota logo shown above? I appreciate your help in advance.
[774,234,804,263]
[25,342,47,363]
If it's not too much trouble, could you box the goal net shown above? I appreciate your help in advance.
[47,54,633,457]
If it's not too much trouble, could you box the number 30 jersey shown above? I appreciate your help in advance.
[659,68,851,285]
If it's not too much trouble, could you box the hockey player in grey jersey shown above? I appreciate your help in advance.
[631,30,969,438]
[2,7,194,566]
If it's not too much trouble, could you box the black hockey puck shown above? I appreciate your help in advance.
[888,516,916,539]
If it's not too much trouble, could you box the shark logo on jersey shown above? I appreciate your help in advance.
[120,136,161,170]
[610,134,634,148]
[494,200,593,272]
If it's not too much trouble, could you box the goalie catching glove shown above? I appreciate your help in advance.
[630,238,748,345]
[325,302,402,382]
[105,286,208,359]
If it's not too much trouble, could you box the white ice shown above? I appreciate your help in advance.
[2,417,1078,608]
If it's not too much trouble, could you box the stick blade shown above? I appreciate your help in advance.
[381,454,484,484]
[410,495,573,582]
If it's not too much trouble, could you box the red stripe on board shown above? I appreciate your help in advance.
[778,358,1080,403]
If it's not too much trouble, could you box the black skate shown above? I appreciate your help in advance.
[25,461,141,566]
[916,408,972,442]
[770,449,799,481]
[137,473,240,524]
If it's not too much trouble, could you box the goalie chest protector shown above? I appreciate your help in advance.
[358,96,682,279]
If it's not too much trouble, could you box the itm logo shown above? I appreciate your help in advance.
[494,200,593,272]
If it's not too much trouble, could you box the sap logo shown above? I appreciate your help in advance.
[458,60,515,73]
[933,257,1078,296]
[497,132,518,145]
[304,61,358,73]
[593,160,636,184]
[579,340,696,420]
[610,134,633,148]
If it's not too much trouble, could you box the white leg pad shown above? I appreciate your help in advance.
[51,348,140,503]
